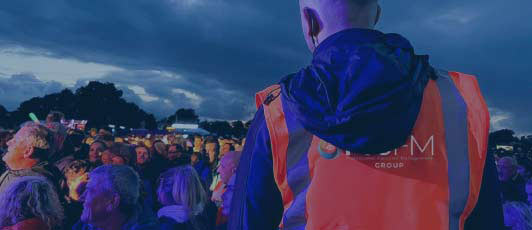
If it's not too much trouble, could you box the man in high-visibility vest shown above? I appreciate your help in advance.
[228,0,504,229]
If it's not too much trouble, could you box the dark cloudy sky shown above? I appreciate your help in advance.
[0,0,530,134]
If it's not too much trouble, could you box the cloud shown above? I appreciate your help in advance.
[0,74,64,110]
[0,0,530,133]
[75,70,256,120]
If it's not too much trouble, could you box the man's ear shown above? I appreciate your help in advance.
[375,4,382,26]
[303,7,322,38]
[23,146,34,159]
[109,194,121,210]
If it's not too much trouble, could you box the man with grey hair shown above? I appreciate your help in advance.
[74,165,159,230]
[229,0,503,229]
[498,156,527,202]
[0,122,63,195]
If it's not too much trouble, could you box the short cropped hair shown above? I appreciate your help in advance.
[90,165,141,217]
[20,122,54,161]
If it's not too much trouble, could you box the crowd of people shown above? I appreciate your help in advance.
[496,154,532,229]
[2,110,532,229]
[0,111,244,230]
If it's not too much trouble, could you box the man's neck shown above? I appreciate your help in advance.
[9,160,38,170]
[316,24,373,49]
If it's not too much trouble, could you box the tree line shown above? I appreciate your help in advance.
[0,81,250,138]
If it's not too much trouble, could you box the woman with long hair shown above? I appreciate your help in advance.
[157,166,216,230]
[0,176,64,230]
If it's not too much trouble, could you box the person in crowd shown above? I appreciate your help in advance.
[219,143,234,159]
[193,136,203,153]
[87,141,106,166]
[157,165,216,230]
[168,144,190,167]
[45,111,64,125]
[96,132,114,149]
[212,151,242,229]
[74,165,159,230]
[526,179,532,208]
[153,140,168,159]
[100,150,113,165]
[146,139,169,172]
[234,138,245,152]
[83,128,98,146]
[204,138,219,167]
[0,122,64,196]
[63,160,92,229]
[0,130,12,156]
[499,156,528,202]
[100,143,136,166]
[55,132,88,173]
[136,145,152,169]
[229,0,503,229]
[517,158,532,179]
[135,144,162,214]
[191,152,212,192]
[0,176,64,230]
[503,201,532,230]
[0,130,12,175]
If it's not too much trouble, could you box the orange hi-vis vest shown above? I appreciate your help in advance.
[255,70,490,230]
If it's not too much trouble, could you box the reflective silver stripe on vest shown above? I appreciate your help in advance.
[435,70,470,230]
[282,98,313,230]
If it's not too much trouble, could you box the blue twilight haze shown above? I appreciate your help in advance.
[0,0,530,134]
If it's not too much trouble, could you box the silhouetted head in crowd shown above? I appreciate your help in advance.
[220,142,234,158]
[517,158,532,179]
[0,176,64,229]
[168,144,184,161]
[102,143,135,166]
[135,144,151,166]
[190,152,201,166]
[80,165,141,229]
[0,131,10,148]
[204,137,218,164]
[89,141,106,164]
[3,122,54,170]
[152,140,167,158]
[46,111,64,124]
[499,157,519,182]
[96,131,114,148]
[89,128,98,137]
[193,136,203,153]
[526,179,532,207]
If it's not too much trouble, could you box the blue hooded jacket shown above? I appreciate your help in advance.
[228,29,503,230]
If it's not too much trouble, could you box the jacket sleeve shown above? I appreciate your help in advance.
[228,106,284,230]
[464,152,505,229]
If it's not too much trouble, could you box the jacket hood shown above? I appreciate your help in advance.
[280,28,433,154]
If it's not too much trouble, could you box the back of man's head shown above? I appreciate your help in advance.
[298,0,380,51]
[90,165,140,216]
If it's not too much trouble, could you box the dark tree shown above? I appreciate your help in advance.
[7,81,157,130]
[0,105,9,128]
[489,129,518,147]
[231,120,247,138]
[199,120,248,138]
[161,108,199,126]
